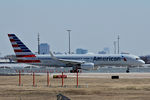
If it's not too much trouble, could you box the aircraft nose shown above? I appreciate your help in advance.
[139,60,145,65]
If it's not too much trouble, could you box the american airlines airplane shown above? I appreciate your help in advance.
[8,34,145,72]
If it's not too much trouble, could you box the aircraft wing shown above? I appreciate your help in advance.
[57,59,85,65]
[50,51,84,65]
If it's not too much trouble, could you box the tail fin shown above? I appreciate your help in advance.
[8,34,36,58]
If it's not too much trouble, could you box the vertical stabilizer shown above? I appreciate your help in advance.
[8,34,40,63]
[8,34,35,57]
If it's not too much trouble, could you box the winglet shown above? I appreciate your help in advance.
[50,51,58,60]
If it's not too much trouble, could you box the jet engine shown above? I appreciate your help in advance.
[80,63,95,70]
[70,63,95,73]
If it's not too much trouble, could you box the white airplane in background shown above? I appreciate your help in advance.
[8,34,145,72]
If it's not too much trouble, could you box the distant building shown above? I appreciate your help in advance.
[103,47,110,54]
[4,55,16,62]
[121,52,130,54]
[0,58,11,62]
[40,43,50,54]
[76,48,88,54]
[54,52,63,55]
[98,47,110,54]
[98,51,106,54]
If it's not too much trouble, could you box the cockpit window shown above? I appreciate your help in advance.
[136,58,140,60]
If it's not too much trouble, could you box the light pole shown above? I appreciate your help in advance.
[117,35,120,54]
[67,30,71,54]
[114,41,116,54]
[38,33,40,54]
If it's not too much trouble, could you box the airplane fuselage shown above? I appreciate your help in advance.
[23,54,145,67]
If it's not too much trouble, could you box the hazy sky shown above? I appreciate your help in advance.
[0,0,150,56]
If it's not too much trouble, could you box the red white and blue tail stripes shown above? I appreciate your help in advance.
[8,34,40,63]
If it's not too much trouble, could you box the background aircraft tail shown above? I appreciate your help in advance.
[8,34,36,58]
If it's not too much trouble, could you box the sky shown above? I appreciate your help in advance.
[0,0,150,56]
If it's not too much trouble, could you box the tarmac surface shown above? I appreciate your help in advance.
[0,73,150,100]
[51,72,150,78]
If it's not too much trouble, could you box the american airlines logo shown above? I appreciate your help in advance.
[93,57,121,61]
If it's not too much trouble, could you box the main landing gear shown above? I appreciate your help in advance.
[70,67,80,73]
[126,67,130,73]
[70,69,80,73]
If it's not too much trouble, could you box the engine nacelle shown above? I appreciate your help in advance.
[80,63,94,70]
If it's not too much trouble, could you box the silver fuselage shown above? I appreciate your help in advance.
[22,54,145,67]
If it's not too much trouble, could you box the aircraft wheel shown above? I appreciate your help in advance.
[126,67,130,73]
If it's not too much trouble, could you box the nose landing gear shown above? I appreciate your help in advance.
[126,67,130,73]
